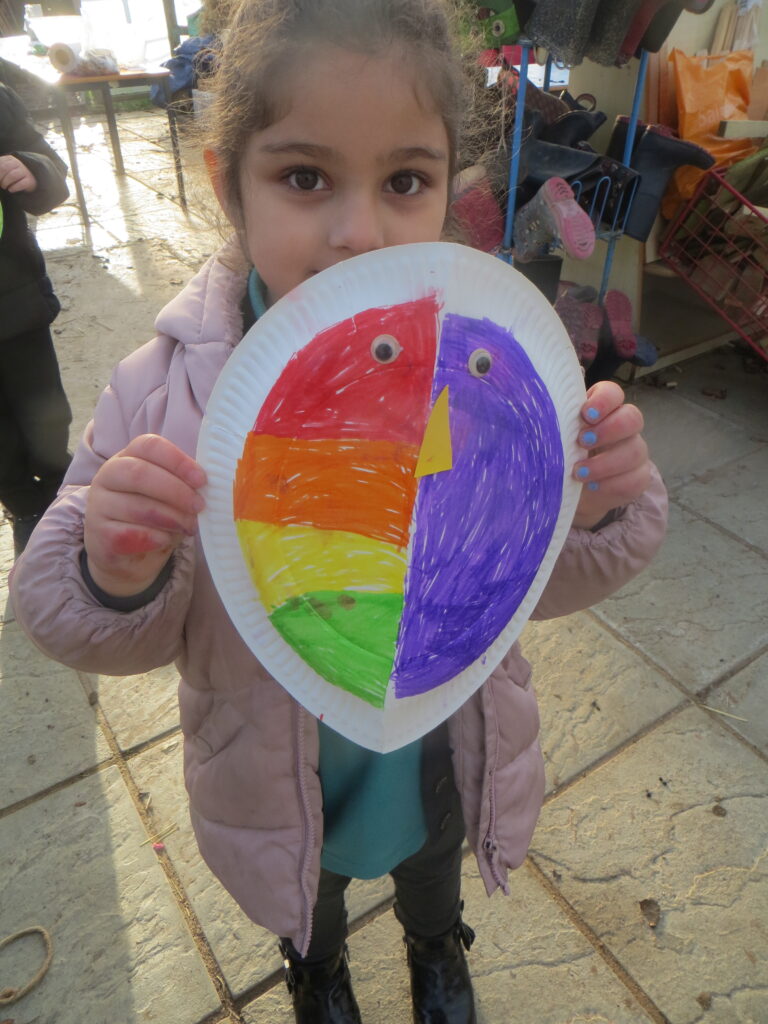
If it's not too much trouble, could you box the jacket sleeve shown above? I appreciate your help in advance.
[3,85,69,216]
[9,354,196,677]
[532,463,668,620]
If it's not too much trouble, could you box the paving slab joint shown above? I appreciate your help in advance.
[524,857,672,1024]
[87,685,238,1020]
[670,496,768,561]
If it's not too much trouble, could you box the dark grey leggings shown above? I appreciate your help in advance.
[283,801,466,963]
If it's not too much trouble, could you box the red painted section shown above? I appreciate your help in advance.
[253,296,440,445]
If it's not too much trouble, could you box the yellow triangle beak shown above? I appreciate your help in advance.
[415,386,453,478]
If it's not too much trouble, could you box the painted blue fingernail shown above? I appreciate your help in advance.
[588,481,600,491]
[577,465,590,479]
[582,430,597,445]
[586,407,600,422]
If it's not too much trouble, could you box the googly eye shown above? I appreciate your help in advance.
[468,348,492,377]
[371,335,401,364]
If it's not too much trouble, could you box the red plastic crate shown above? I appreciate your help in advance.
[660,169,768,361]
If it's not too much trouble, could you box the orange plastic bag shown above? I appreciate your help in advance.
[662,49,758,219]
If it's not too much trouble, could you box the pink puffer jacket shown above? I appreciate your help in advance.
[10,241,668,954]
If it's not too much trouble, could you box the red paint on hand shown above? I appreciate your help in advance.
[110,529,165,557]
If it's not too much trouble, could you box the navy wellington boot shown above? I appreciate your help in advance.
[607,117,715,241]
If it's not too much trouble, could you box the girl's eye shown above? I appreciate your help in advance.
[287,168,326,191]
[387,172,422,196]
[468,348,492,377]
[371,334,402,363]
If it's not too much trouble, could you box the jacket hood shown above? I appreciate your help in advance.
[153,236,249,412]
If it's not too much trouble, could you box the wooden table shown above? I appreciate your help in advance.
[4,56,188,227]
[50,67,187,226]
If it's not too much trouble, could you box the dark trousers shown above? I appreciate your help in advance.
[284,727,466,963]
[0,326,72,518]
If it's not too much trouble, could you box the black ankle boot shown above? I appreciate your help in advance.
[278,941,362,1024]
[606,117,715,241]
[401,910,477,1024]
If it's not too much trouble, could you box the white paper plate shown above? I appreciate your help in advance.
[198,242,585,752]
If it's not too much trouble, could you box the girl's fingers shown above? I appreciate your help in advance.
[580,380,625,425]
[574,434,648,485]
[578,402,645,451]
[94,453,205,516]
[92,490,200,537]
[123,434,207,490]
[577,461,652,510]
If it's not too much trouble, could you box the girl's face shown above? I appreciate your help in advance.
[237,48,451,307]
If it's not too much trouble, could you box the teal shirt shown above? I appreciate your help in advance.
[318,722,427,879]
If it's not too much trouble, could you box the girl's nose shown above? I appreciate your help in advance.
[327,191,385,255]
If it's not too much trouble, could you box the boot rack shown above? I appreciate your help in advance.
[498,44,650,302]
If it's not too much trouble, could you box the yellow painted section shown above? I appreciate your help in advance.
[236,520,409,611]
[415,385,453,478]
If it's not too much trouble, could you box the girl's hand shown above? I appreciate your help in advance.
[571,381,651,530]
[0,154,36,193]
[84,434,207,597]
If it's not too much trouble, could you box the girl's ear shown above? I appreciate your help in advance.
[204,148,227,211]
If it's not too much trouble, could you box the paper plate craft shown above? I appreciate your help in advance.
[198,242,585,752]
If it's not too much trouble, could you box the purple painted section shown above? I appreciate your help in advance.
[392,314,563,697]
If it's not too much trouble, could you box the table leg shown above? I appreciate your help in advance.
[101,81,125,175]
[163,78,187,210]
[53,87,90,228]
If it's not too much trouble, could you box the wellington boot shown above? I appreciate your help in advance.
[607,117,715,241]
[618,0,679,63]
[540,109,607,148]
[514,176,595,262]
[555,294,603,368]
[520,138,601,190]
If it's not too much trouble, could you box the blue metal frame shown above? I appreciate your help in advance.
[497,45,650,301]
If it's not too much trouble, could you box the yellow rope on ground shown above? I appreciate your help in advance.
[0,926,53,1006]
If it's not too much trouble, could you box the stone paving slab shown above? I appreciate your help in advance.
[1,521,14,623]
[661,346,768,441]
[242,860,656,1024]
[624,383,763,490]
[95,661,181,752]
[705,651,768,755]
[593,503,768,692]
[128,735,394,998]
[521,612,683,791]
[674,446,768,555]
[0,767,220,1024]
[530,705,768,1024]
[0,620,111,808]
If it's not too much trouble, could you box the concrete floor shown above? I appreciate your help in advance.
[1,110,767,1024]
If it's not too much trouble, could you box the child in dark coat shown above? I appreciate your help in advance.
[0,80,72,556]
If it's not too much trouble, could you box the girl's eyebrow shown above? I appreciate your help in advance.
[259,142,447,162]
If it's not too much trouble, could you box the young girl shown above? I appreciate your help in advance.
[10,1,668,1021]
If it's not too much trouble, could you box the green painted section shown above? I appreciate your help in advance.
[270,590,403,708]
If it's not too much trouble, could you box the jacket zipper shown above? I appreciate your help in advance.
[295,705,316,956]
[482,767,505,888]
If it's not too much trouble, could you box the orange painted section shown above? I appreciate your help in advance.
[234,434,419,547]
